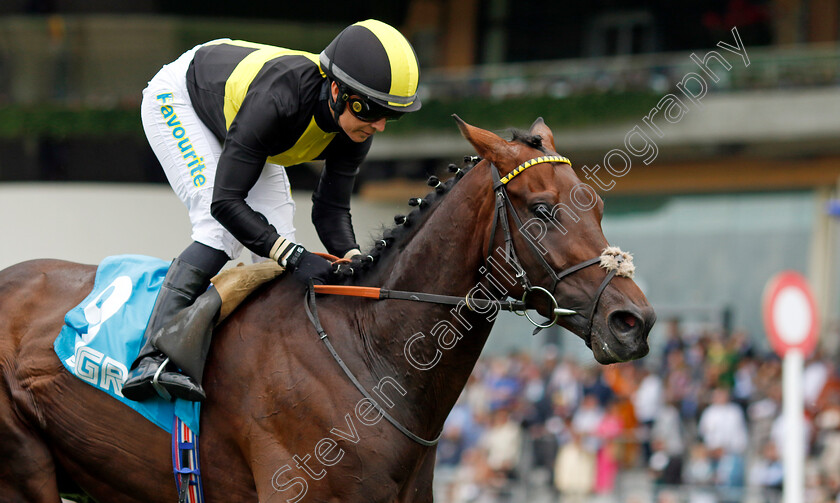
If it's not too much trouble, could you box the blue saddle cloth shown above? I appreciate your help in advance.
[54,255,201,434]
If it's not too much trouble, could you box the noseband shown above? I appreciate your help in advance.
[486,155,633,335]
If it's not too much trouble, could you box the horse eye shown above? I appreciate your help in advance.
[533,203,552,220]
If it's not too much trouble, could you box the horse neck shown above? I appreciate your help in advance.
[353,164,500,436]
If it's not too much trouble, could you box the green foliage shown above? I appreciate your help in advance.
[0,92,660,139]
[0,105,143,139]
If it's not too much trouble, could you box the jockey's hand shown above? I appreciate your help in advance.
[283,245,334,285]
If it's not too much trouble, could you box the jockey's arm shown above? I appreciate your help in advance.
[210,138,282,260]
[210,105,369,264]
[311,160,361,259]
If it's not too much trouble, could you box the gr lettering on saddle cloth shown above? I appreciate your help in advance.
[157,93,208,188]
[271,376,408,502]
[68,275,133,395]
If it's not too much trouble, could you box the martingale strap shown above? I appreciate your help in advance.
[172,416,204,503]
[304,285,442,447]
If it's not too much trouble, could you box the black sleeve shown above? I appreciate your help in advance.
[210,137,281,258]
[311,136,371,257]
[210,92,287,258]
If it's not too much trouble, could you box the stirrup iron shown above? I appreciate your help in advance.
[152,357,173,401]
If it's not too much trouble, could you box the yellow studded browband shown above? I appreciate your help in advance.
[499,155,572,185]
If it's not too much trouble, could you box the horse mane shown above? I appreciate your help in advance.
[339,130,538,282]
[510,130,545,152]
[337,156,477,282]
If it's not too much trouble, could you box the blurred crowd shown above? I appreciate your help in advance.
[435,319,840,503]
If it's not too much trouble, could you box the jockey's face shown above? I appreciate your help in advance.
[331,81,387,143]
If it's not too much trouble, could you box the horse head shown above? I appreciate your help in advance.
[456,116,655,363]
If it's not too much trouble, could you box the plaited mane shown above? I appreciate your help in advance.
[337,156,479,281]
[340,131,542,282]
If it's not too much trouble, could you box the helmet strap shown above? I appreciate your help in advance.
[329,81,350,124]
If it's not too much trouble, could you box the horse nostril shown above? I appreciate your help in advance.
[608,310,644,339]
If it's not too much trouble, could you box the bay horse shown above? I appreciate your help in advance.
[0,117,654,502]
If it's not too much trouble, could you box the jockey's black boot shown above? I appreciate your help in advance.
[122,258,213,402]
[152,286,222,401]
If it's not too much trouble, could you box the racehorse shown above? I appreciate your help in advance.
[0,117,654,502]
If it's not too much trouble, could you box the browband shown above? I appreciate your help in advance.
[498,155,571,185]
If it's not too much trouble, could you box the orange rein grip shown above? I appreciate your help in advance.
[313,252,353,265]
[312,285,382,299]
[313,252,343,262]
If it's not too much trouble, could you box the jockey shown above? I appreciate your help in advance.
[122,19,422,402]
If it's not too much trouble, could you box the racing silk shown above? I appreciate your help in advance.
[186,40,369,258]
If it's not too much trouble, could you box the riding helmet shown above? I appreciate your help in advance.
[320,19,421,114]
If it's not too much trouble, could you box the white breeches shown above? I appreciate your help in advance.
[139,43,296,260]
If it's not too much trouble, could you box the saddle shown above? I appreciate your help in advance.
[211,260,286,322]
[152,260,286,386]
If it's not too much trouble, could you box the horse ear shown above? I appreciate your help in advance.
[529,117,557,152]
[453,114,514,163]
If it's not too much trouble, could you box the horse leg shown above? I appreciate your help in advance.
[0,377,61,503]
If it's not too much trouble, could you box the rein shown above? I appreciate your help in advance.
[303,155,633,447]
[312,285,527,312]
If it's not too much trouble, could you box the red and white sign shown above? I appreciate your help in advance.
[762,271,819,357]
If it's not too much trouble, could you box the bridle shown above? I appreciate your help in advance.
[486,155,624,335]
[304,154,633,447]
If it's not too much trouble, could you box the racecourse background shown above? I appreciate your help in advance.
[3,2,840,501]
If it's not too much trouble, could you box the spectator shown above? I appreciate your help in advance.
[632,365,663,462]
[554,428,596,500]
[815,406,840,486]
[650,396,685,485]
[594,399,626,494]
[732,356,756,411]
[649,437,684,487]
[430,322,840,501]
[661,318,685,362]
[485,358,521,412]
[547,357,582,416]
[571,393,604,452]
[480,407,522,480]
[697,387,748,488]
[804,355,830,411]
[438,395,482,466]
[748,441,783,494]
[447,447,497,503]
[580,366,614,408]
[684,443,715,486]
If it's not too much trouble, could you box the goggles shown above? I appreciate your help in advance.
[347,96,405,122]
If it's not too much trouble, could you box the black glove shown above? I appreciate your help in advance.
[284,245,334,285]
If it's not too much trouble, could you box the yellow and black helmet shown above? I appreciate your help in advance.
[320,19,421,120]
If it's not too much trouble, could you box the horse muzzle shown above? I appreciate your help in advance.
[589,305,655,364]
